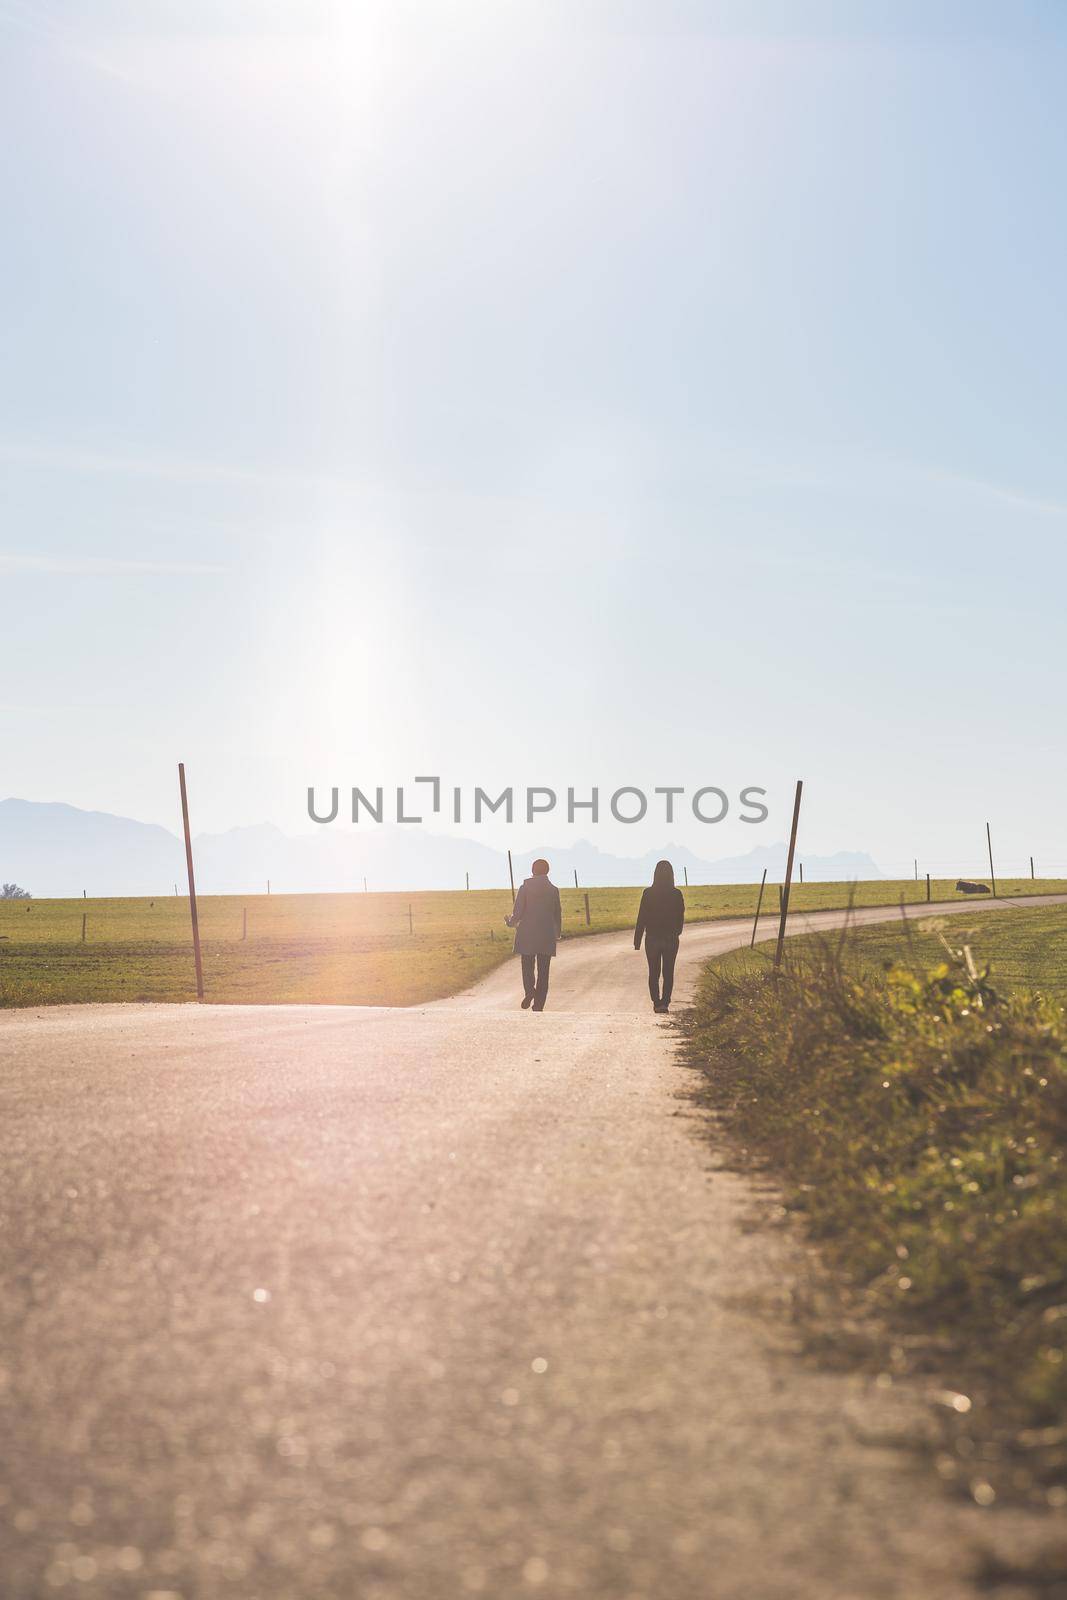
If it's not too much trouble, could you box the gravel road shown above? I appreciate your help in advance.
[2,896,1061,1599]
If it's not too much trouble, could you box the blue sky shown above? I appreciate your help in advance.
[3,0,1066,875]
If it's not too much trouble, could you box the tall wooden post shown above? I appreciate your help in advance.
[986,821,997,899]
[81,912,87,943]
[178,762,204,1001]
[583,892,591,927]
[1031,855,1035,880]
[774,780,803,971]
[508,849,516,906]
[926,872,931,903]
[799,862,803,885]
[683,866,689,887]
[574,869,579,889]
[466,871,470,891]
[750,867,768,948]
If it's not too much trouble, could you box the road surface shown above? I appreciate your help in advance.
[1,895,1062,1599]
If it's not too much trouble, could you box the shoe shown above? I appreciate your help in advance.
[531,1002,545,1012]
[521,994,533,1009]
[652,1001,663,1013]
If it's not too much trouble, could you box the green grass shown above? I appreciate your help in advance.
[2,878,1065,1009]
[778,901,1067,1006]
[685,911,1067,1513]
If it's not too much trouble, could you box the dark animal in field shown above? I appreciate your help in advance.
[956,880,991,895]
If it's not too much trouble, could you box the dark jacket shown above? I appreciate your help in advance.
[508,876,562,956]
[634,885,685,948]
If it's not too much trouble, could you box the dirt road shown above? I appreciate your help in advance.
[1,895,1060,1598]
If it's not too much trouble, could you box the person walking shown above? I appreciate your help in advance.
[505,858,562,1011]
[634,860,685,1013]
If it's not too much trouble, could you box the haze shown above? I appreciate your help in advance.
[3,0,1066,877]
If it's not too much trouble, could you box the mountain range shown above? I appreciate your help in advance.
[0,798,883,897]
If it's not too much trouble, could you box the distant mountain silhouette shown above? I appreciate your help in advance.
[0,798,883,896]
[1,799,187,897]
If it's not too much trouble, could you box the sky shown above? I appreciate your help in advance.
[3,0,1067,877]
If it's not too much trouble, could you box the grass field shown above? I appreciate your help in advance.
[2,877,1066,1009]
[757,900,1067,1005]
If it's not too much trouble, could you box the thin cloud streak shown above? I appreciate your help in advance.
[0,705,125,715]
[5,436,1067,533]
[0,439,363,495]
[0,552,227,577]
[922,468,1067,519]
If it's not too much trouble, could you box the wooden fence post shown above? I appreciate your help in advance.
[750,867,768,948]
[986,822,997,899]
[584,892,591,927]
[178,763,204,1002]
[774,780,804,971]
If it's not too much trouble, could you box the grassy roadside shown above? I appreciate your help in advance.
[3,878,1065,1009]
[783,900,1067,1006]
[683,914,1067,1526]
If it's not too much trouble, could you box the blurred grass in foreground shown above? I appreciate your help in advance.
[2,878,1066,1008]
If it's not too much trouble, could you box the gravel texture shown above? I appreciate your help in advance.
[2,897,1062,1598]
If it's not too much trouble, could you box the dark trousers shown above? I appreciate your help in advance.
[520,953,552,1008]
[645,936,679,1006]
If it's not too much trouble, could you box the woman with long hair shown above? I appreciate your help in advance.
[633,860,685,1013]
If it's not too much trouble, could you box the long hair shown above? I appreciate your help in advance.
[652,859,675,889]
